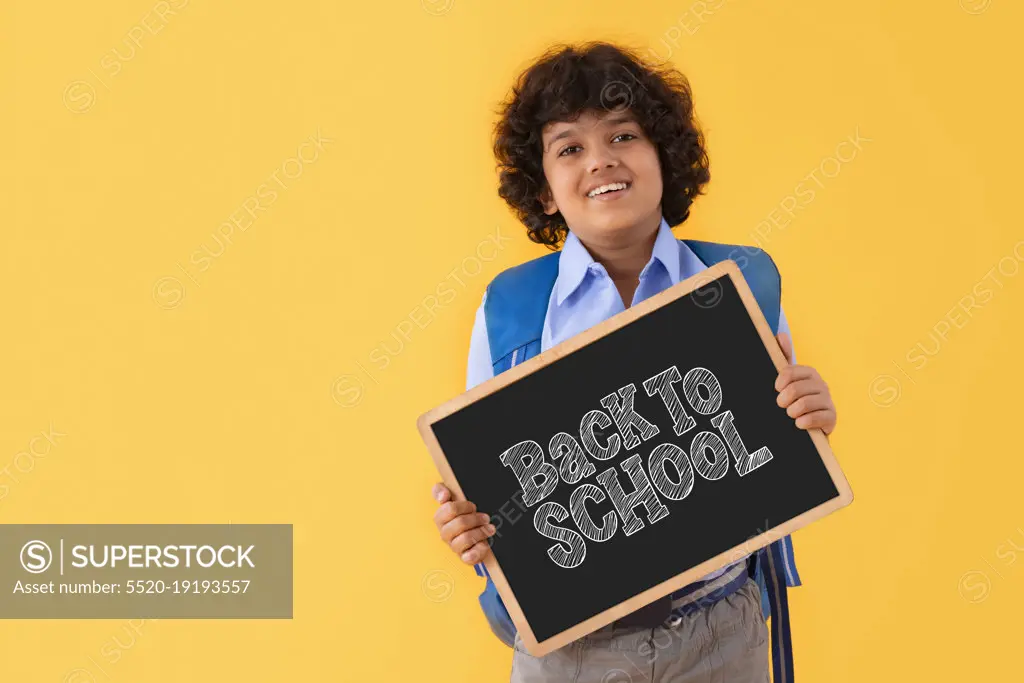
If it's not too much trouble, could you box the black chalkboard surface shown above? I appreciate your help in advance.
[418,260,852,656]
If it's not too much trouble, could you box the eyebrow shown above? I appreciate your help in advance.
[544,114,638,153]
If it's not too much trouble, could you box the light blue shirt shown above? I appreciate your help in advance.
[466,215,794,583]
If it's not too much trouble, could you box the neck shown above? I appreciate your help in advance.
[582,213,661,284]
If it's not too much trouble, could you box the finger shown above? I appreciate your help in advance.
[775,365,817,392]
[461,540,493,565]
[432,500,476,530]
[824,413,837,436]
[451,523,496,554]
[440,511,491,544]
[786,394,833,420]
[776,332,794,364]
[432,482,451,504]
[795,409,836,431]
[776,378,825,408]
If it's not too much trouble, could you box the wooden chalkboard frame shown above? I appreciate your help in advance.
[417,259,854,657]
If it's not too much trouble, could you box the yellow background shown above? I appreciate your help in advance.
[2,0,1021,680]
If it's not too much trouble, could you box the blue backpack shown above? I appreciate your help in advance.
[476,239,801,683]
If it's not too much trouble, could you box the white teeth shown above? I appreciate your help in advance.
[587,182,629,198]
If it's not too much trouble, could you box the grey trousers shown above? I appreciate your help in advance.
[510,578,769,683]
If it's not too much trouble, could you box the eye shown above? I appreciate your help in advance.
[557,133,636,157]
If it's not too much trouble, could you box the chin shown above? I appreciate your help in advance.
[576,216,642,245]
[590,206,654,233]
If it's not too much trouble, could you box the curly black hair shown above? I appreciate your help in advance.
[492,41,711,249]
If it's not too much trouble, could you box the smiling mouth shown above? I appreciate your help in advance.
[587,181,632,200]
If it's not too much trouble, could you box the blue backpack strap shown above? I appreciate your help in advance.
[682,239,782,333]
[474,252,559,646]
[474,562,516,647]
[683,239,799,683]
[483,251,560,374]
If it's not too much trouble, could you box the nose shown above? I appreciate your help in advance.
[585,142,619,174]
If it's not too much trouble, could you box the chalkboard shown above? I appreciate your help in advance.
[418,260,853,656]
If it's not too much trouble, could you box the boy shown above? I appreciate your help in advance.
[431,42,836,682]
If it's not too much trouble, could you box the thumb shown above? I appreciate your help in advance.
[776,332,794,364]
[432,482,451,504]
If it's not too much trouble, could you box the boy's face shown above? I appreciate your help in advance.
[539,108,664,248]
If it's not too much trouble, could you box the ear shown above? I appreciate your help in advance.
[539,185,558,215]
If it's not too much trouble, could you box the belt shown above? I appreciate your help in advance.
[612,561,750,629]
[599,546,795,683]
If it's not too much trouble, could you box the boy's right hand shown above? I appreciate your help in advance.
[432,482,496,565]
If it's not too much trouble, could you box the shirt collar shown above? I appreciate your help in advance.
[555,216,682,305]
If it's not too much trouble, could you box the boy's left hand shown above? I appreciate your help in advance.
[773,332,837,436]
